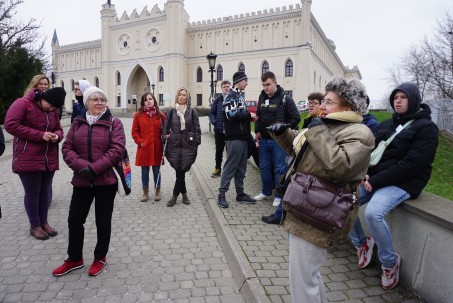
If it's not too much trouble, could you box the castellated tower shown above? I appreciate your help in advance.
[100,3,116,91]
[164,0,189,94]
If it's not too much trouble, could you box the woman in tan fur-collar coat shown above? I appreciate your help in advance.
[267,76,374,303]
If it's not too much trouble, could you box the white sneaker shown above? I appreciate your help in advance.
[273,197,281,207]
[254,193,272,201]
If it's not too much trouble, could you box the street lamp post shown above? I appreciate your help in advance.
[206,52,217,133]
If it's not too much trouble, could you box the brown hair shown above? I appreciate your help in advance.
[24,75,50,95]
[138,92,162,118]
[174,87,191,106]
[220,80,231,86]
[261,71,276,82]
[307,92,324,103]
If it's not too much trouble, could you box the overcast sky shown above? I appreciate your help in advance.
[16,0,452,101]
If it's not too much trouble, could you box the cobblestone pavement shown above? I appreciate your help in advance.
[0,116,425,303]
[0,117,243,303]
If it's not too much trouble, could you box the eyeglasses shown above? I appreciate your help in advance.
[321,99,339,106]
[90,98,107,104]
[308,102,320,106]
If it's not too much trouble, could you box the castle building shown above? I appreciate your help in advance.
[51,0,361,111]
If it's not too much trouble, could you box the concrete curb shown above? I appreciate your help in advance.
[191,164,270,303]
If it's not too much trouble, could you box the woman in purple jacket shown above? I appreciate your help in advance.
[52,87,125,277]
[4,87,66,240]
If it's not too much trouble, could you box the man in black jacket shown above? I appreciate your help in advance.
[254,71,300,207]
[217,72,257,208]
[349,82,438,290]
[209,80,231,178]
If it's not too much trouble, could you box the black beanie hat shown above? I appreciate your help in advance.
[232,71,247,85]
[37,87,66,107]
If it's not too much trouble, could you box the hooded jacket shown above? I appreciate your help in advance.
[163,103,201,172]
[62,109,125,187]
[5,89,64,173]
[255,86,300,138]
[272,111,375,248]
[368,83,438,198]
[209,94,225,134]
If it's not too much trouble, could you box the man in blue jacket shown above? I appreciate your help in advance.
[209,80,231,178]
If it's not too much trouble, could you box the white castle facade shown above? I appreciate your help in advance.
[51,0,361,111]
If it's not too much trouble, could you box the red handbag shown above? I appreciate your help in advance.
[282,172,356,233]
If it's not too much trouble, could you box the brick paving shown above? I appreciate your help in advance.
[0,116,425,302]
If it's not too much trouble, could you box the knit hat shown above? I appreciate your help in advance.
[78,80,91,94]
[325,76,368,115]
[37,87,66,107]
[83,86,105,104]
[232,71,248,85]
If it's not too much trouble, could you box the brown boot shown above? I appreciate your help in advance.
[154,187,161,201]
[182,193,190,205]
[167,195,177,207]
[41,223,58,237]
[140,187,149,202]
[30,226,49,240]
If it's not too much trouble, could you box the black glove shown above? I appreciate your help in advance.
[266,123,291,135]
[78,166,95,181]
[307,117,325,129]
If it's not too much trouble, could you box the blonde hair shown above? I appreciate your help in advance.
[174,87,190,106]
[24,75,50,95]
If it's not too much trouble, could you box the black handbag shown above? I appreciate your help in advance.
[282,172,356,233]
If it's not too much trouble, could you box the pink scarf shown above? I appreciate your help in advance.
[143,106,157,118]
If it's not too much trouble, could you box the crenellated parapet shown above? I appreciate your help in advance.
[188,4,301,31]
[56,40,102,52]
[117,4,164,24]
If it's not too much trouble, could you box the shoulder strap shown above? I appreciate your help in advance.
[383,119,415,145]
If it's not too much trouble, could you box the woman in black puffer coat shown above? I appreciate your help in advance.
[163,87,201,207]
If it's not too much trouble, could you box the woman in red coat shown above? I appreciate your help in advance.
[132,92,166,202]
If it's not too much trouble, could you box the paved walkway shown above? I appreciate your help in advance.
[0,116,424,302]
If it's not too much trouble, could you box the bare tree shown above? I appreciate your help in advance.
[0,0,47,63]
[388,10,453,100]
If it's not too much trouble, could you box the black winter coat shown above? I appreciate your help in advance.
[368,103,438,198]
[255,86,300,138]
[209,95,224,134]
[163,107,201,172]
[222,87,251,141]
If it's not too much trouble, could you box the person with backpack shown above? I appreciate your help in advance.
[132,92,166,202]
[162,87,201,207]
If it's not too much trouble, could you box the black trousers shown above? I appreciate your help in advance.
[173,169,187,196]
[67,184,116,261]
[214,133,226,169]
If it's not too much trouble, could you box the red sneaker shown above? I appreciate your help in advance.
[356,237,375,268]
[381,253,401,290]
[88,257,107,276]
[52,259,84,276]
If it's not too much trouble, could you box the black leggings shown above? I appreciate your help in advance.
[173,169,187,196]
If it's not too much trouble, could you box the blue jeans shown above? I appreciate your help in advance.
[258,138,287,198]
[141,166,161,188]
[349,185,410,268]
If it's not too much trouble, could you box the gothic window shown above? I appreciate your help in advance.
[71,79,75,91]
[197,67,203,82]
[238,63,245,72]
[285,59,293,77]
[262,61,269,74]
[60,80,64,89]
[116,71,121,85]
[159,66,164,82]
[217,65,223,81]
[95,77,99,88]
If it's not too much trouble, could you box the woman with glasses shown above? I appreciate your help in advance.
[301,92,324,129]
[53,87,126,277]
[267,76,374,302]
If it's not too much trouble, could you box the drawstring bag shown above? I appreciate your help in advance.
[113,150,132,196]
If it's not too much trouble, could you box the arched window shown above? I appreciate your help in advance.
[71,79,75,91]
[285,59,293,77]
[216,65,223,81]
[238,63,245,72]
[94,76,99,88]
[60,80,65,89]
[262,61,269,74]
[313,71,316,86]
[159,66,164,82]
[196,67,203,82]
[116,71,121,85]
